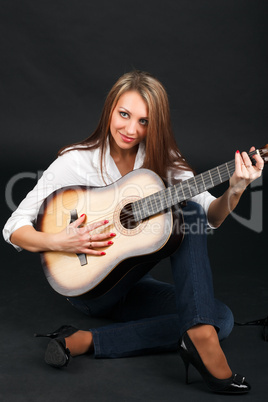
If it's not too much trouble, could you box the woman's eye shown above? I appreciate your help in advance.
[120,112,128,118]
[140,119,148,126]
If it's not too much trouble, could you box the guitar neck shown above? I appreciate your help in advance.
[132,149,258,222]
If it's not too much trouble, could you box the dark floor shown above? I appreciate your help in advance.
[1,178,268,402]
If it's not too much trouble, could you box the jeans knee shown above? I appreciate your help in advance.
[180,201,208,237]
[217,304,234,341]
[182,201,206,221]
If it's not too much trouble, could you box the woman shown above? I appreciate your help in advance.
[3,70,264,394]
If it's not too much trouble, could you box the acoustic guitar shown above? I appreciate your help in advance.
[36,145,268,298]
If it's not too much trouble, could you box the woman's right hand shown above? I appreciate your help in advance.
[53,214,115,256]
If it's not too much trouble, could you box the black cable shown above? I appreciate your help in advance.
[235,316,268,342]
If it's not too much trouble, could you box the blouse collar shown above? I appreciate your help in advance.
[93,138,146,181]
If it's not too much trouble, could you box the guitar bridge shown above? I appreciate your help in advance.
[70,209,88,266]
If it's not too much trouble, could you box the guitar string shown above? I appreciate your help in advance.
[150,148,265,208]
[81,158,257,228]
[128,160,237,221]
[75,149,265,229]
[79,163,232,228]
[81,158,254,228]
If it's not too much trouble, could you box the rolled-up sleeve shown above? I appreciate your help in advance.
[3,152,80,251]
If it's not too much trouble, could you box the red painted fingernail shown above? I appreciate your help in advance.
[101,252,106,256]
[110,233,116,237]
[108,241,113,245]
[80,214,85,217]
[104,220,109,224]
[236,150,240,154]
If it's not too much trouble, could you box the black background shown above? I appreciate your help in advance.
[1,0,267,170]
[1,1,268,401]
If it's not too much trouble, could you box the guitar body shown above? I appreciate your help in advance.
[36,169,184,298]
[35,144,268,298]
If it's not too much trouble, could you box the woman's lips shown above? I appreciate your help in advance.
[119,133,135,143]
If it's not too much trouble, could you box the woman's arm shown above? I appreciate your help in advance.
[10,225,57,253]
[207,147,264,228]
[10,215,114,256]
[4,150,108,253]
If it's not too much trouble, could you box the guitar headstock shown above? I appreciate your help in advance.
[258,144,268,165]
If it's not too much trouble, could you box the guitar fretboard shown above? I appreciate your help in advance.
[132,159,237,222]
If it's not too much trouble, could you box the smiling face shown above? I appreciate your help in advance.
[109,90,148,154]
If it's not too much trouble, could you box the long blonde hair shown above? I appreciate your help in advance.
[58,70,193,179]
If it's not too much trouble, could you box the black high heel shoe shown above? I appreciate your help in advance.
[34,325,79,368]
[178,332,251,394]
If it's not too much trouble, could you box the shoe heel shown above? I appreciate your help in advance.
[34,332,51,338]
[179,348,190,384]
[34,325,78,339]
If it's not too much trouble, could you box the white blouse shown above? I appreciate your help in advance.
[3,141,216,251]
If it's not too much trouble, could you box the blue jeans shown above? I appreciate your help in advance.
[69,202,234,358]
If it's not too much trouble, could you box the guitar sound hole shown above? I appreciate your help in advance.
[120,203,139,230]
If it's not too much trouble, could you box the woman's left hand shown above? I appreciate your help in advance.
[229,146,264,194]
